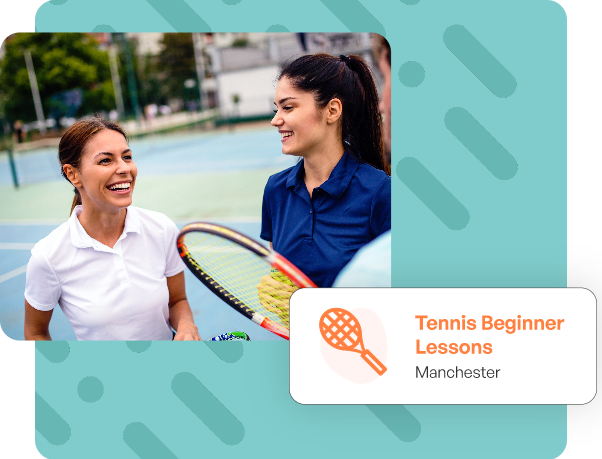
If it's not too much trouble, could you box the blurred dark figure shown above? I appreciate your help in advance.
[297,33,307,52]
[187,100,197,112]
[14,121,24,143]
[372,35,391,166]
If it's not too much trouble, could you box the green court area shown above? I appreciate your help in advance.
[0,167,281,221]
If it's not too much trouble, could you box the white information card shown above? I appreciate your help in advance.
[289,288,596,405]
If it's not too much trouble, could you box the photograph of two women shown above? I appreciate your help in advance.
[0,32,392,341]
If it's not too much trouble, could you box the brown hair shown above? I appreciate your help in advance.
[279,53,389,175]
[59,117,128,215]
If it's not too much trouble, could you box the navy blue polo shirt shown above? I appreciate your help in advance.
[261,151,391,287]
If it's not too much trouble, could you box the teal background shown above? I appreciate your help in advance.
[33,0,567,458]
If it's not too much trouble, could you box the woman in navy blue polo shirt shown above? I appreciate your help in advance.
[260,53,391,297]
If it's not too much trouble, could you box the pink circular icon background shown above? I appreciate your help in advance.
[320,308,388,384]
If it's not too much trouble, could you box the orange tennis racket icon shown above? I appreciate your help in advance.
[319,308,387,376]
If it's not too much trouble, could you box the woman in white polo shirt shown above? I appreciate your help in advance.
[24,118,201,341]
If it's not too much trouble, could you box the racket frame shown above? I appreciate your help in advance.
[177,222,316,340]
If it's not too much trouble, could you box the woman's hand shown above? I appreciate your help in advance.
[173,321,202,341]
[257,273,299,315]
[168,272,202,341]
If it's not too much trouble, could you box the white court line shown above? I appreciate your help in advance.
[173,217,261,224]
[0,217,261,225]
[0,220,65,226]
[0,265,27,284]
[0,243,35,250]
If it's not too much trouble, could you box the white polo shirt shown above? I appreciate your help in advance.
[25,206,185,340]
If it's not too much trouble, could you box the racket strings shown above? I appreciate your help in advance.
[181,232,290,328]
[320,309,363,351]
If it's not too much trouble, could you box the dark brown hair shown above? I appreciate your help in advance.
[59,117,128,215]
[279,53,390,175]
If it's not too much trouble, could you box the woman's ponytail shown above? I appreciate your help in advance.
[70,190,82,216]
[345,55,389,175]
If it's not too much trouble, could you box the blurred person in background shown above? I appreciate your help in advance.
[24,118,201,341]
[258,52,391,310]
[145,104,158,126]
[13,120,24,143]
[374,34,391,165]
[334,34,392,288]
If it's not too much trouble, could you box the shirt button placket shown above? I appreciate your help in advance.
[113,251,130,284]
[309,205,315,240]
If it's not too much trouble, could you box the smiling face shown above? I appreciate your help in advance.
[65,129,137,213]
[271,77,333,158]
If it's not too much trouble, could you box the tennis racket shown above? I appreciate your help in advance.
[177,222,317,340]
[319,307,387,376]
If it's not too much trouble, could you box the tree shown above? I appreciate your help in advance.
[137,52,163,108]
[0,33,114,123]
[157,34,198,105]
[113,34,163,115]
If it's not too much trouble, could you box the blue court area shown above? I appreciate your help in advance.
[0,125,295,341]
[0,125,294,187]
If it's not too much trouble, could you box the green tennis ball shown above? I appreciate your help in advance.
[269,293,289,301]
[270,269,294,286]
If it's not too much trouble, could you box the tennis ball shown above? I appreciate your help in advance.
[270,269,294,286]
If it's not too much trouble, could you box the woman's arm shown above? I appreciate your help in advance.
[24,300,53,340]
[167,271,201,341]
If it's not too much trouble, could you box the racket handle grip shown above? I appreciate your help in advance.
[361,349,387,376]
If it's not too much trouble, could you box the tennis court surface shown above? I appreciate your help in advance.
[0,125,294,341]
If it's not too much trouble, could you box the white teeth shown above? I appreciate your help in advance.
[108,182,130,191]
[281,132,293,139]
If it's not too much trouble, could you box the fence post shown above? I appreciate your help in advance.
[7,148,19,188]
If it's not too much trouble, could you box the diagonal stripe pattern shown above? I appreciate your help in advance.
[319,0,385,36]
[123,422,179,459]
[444,24,517,98]
[397,158,470,230]
[445,107,518,180]
[172,372,245,445]
[145,0,211,31]
[35,392,71,446]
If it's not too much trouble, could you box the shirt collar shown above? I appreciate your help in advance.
[285,159,306,190]
[69,205,141,249]
[123,206,141,235]
[286,151,360,199]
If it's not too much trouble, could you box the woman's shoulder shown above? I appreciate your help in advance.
[356,162,391,183]
[265,165,297,190]
[32,221,72,259]
[353,164,391,197]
